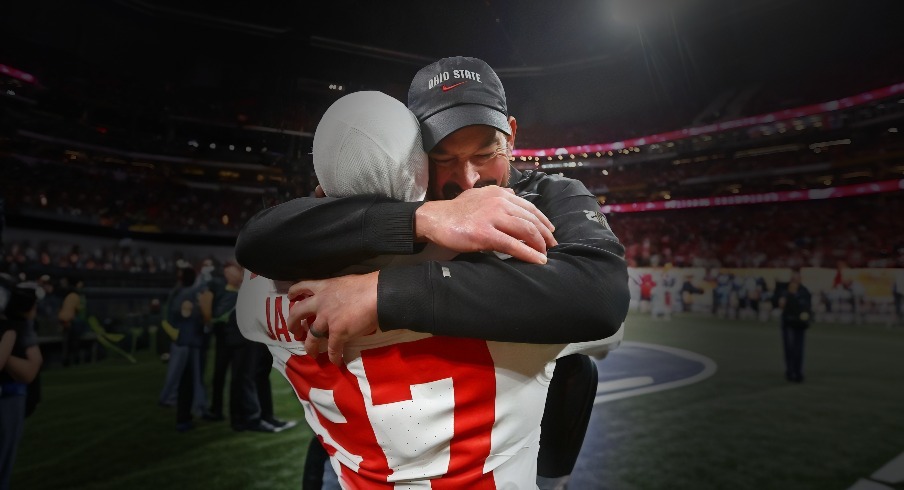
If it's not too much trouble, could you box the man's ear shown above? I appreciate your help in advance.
[314,185,326,198]
[507,116,517,150]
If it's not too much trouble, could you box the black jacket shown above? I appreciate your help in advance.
[781,284,813,329]
[235,167,630,343]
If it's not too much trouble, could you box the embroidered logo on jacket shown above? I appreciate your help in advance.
[584,210,611,230]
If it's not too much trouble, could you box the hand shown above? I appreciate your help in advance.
[415,186,557,264]
[286,271,380,365]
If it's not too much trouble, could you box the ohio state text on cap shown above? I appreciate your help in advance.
[408,56,510,152]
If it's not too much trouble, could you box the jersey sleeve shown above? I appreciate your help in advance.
[377,175,630,343]
[235,269,307,356]
[556,323,625,359]
[234,195,424,281]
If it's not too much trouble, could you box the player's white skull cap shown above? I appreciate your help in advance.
[313,91,428,201]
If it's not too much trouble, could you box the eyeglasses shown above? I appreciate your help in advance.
[430,144,510,169]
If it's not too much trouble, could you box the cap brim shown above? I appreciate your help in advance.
[420,105,510,152]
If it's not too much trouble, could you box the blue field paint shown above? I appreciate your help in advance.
[593,341,717,404]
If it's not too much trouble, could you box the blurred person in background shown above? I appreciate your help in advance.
[197,258,218,381]
[842,277,867,325]
[894,267,904,326]
[247,340,297,433]
[650,264,676,320]
[157,263,212,429]
[58,276,88,366]
[206,261,294,432]
[679,274,704,313]
[34,275,61,336]
[159,263,201,406]
[779,268,812,383]
[0,275,43,490]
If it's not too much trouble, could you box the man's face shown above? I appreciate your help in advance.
[224,264,243,286]
[427,120,516,200]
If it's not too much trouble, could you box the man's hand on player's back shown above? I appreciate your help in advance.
[416,185,556,265]
[287,271,379,365]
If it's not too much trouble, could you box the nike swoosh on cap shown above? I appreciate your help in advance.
[441,82,466,91]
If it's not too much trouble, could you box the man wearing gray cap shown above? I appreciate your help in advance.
[236,56,630,489]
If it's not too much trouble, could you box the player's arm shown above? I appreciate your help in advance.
[557,323,626,359]
[235,189,555,281]
[377,177,629,343]
[235,195,423,281]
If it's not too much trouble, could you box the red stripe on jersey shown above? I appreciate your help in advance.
[284,354,394,487]
[362,337,497,489]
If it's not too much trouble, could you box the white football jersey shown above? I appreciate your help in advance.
[236,269,622,489]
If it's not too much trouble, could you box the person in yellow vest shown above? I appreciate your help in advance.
[57,277,87,367]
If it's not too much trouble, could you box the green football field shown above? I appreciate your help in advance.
[10,311,904,489]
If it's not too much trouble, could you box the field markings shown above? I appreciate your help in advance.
[593,341,717,405]
[847,450,904,489]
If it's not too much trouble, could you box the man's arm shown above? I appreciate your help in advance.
[377,175,629,343]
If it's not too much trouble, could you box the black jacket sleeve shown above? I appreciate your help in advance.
[377,172,629,343]
[235,195,424,281]
[235,170,630,343]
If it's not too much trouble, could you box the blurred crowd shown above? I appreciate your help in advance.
[610,193,904,270]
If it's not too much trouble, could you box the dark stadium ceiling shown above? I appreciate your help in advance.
[3,0,904,136]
